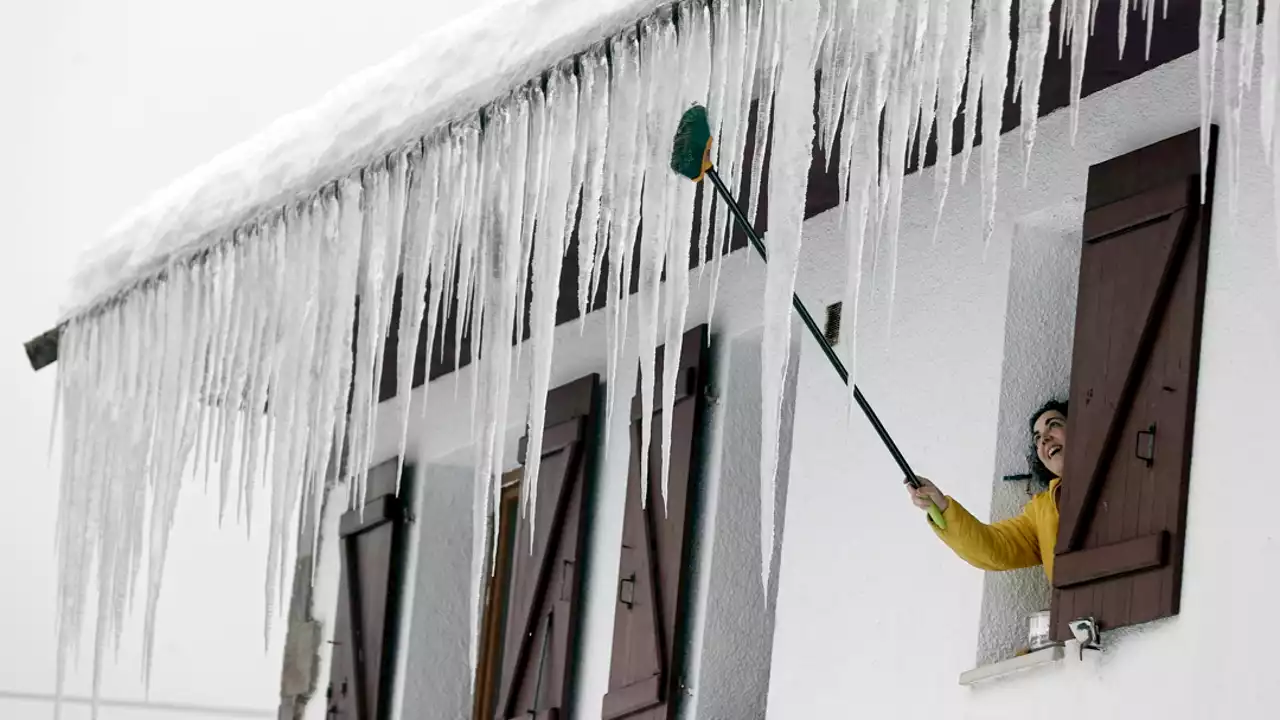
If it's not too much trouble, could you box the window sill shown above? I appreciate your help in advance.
[959,645,1064,687]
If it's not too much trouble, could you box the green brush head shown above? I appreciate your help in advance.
[670,104,714,182]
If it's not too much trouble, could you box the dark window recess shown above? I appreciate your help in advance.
[1050,126,1217,642]
[327,459,411,720]
[474,476,522,720]
[602,325,709,720]
[494,374,600,720]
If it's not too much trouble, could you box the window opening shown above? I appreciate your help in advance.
[472,471,522,720]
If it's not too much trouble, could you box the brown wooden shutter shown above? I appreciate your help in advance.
[327,459,410,720]
[602,325,709,720]
[495,374,600,720]
[1050,127,1216,642]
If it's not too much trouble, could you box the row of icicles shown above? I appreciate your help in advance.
[51,0,1273,713]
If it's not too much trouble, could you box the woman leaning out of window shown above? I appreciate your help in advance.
[907,400,1067,583]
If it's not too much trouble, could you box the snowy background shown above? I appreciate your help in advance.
[0,1,498,717]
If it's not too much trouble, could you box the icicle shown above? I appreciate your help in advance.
[747,0,785,224]
[688,0,715,286]
[916,0,950,171]
[468,124,492,430]
[515,83,550,383]
[453,125,484,399]
[373,152,409,491]
[817,0,854,165]
[579,48,611,321]
[841,91,876,435]
[603,27,644,452]
[902,0,931,175]
[193,244,226,492]
[217,236,252,525]
[933,0,973,241]
[706,0,752,329]
[878,0,931,339]
[634,12,676,510]
[961,0,986,183]
[978,0,1012,245]
[470,94,527,679]
[1018,0,1053,182]
[347,163,391,501]
[1223,0,1259,218]
[1200,0,1223,202]
[659,0,709,511]
[1057,0,1073,59]
[261,199,316,645]
[1263,0,1280,160]
[1118,0,1130,59]
[759,0,822,597]
[234,232,269,526]
[393,144,432,482]
[1069,0,1096,142]
[524,63,579,535]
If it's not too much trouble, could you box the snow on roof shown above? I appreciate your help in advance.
[62,0,668,321]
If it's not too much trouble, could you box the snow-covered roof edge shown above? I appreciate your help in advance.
[61,0,671,321]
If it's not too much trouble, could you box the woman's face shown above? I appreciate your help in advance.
[1033,409,1068,478]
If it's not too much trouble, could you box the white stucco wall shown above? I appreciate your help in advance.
[682,329,798,720]
[394,463,474,720]
[766,40,1280,720]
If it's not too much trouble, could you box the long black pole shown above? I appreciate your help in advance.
[705,167,923,490]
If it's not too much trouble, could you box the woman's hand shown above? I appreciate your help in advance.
[906,475,950,514]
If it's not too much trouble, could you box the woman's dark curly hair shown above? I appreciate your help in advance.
[1027,398,1069,487]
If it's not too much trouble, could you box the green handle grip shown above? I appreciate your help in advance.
[927,502,947,530]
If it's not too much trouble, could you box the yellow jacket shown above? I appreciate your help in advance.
[930,479,1061,582]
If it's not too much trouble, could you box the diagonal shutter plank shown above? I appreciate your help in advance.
[1059,198,1192,553]
[498,439,577,717]
[497,375,598,720]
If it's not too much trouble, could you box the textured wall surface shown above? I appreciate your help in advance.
[974,205,1081,667]
[393,463,474,720]
[767,37,1280,720]
[682,331,797,720]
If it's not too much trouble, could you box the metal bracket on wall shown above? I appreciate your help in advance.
[1069,617,1102,660]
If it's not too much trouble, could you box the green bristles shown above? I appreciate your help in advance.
[670,105,714,182]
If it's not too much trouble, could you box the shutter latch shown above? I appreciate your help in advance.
[1135,424,1157,467]
[619,573,636,608]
